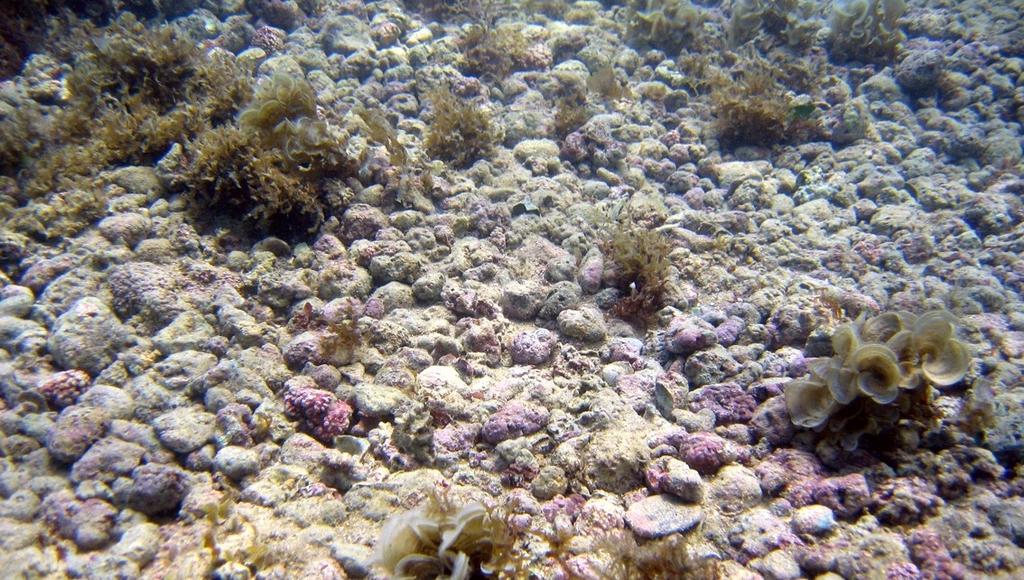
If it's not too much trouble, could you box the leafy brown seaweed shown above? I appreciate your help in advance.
[709,58,791,148]
[599,195,675,325]
[16,13,252,197]
[186,73,357,232]
[424,85,497,168]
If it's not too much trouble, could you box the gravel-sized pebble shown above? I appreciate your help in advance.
[125,463,188,515]
[663,315,719,354]
[47,406,109,463]
[645,456,704,502]
[70,436,145,483]
[557,307,607,343]
[791,505,836,536]
[751,550,802,580]
[153,311,216,355]
[481,400,550,444]
[583,429,651,494]
[111,522,160,566]
[0,489,40,522]
[708,465,763,512]
[98,212,152,246]
[213,446,260,481]
[510,329,558,365]
[0,285,34,318]
[501,281,544,321]
[152,407,216,454]
[539,282,582,321]
[41,489,117,550]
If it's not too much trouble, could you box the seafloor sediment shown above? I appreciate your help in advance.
[1,0,1023,578]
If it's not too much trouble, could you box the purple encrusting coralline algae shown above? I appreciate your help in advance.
[35,369,91,409]
[282,377,353,443]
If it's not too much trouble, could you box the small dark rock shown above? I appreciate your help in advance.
[126,463,188,516]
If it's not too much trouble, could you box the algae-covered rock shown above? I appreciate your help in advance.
[153,310,216,355]
[46,406,109,463]
[108,262,184,325]
[213,446,260,481]
[48,297,130,375]
[625,494,703,539]
[583,428,651,494]
[152,407,216,454]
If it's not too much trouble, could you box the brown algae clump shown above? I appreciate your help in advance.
[785,310,972,449]
[372,492,521,578]
[20,13,251,197]
[187,73,357,230]
[238,73,350,173]
[625,0,709,53]
[599,193,676,325]
[709,57,792,148]
[829,0,907,63]
[424,85,498,168]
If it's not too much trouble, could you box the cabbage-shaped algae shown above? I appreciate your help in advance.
[785,309,972,449]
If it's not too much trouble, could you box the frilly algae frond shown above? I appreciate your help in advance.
[372,493,519,579]
[727,0,821,48]
[831,323,860,360]
[829,0,907,63]
[186,73,360,231]
[238,73,350,173]
[921,339,971,387]
[786,378,838,429]
[239,74,318,133]
[847,343,902,404]
[785,309,972,449]
[887,310,971,388]
[626,0,707,53]
[858,311,910,343]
